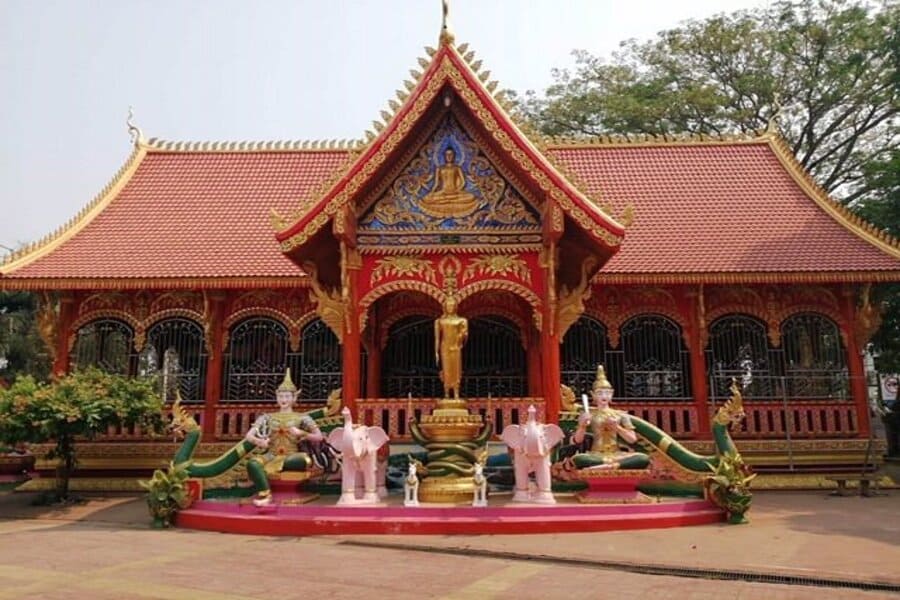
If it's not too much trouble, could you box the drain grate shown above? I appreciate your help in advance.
[339,540,900,594]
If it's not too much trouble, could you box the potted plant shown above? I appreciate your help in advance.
[139,462,190,528]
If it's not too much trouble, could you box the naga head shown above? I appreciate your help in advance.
[714,378,746,426]
[170,391,200,436]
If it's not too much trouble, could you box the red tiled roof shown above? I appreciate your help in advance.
[548,141,900,275]
[2,138,899,286]
[2,150,349,282]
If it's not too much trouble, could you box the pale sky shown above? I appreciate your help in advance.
[0,0,769,251]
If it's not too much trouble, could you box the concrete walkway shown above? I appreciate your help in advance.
[0,490,897,599]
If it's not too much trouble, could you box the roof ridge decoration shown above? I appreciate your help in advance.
[763,131,900,260]
[142,138,362,152]
[540,130,771,149]
[1,144,149,274]
[275,31,627,253]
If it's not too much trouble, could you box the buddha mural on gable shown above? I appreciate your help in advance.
[359,116,540,242]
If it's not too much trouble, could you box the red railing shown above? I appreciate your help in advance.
[721,401,858,439]
[95,398,861,442]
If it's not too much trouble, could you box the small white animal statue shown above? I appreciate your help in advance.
[472,456,488,507]
[500,404,565,504]
[403,460,420,507]
[327,407,390,505]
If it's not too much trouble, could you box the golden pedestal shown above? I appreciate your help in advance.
[410,399,492,504]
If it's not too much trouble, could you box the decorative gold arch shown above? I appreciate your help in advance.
[775,306,848,348]
[456,279,543,332]
[358,280,446,332]
[585,307,689,350]
[68,310,143,353]
[702,306,771,350]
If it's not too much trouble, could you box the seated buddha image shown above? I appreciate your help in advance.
[418,147,479,219]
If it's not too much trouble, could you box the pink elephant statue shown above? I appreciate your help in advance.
[500,405,565,504]
[327,407,390,505]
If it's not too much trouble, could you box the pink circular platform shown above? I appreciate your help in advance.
[176,496,725,535]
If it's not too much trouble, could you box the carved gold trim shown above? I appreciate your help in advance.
[0,276,309,291]
[593,271,900,285]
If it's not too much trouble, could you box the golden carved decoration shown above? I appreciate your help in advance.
[560,384,577,412]
[854,283,883,349]
[370,256,437,286]
[303,262,345,343]
[36,292,59,362]
[461,254,530,284]
[278,54,624,254]
[556,256,597,339]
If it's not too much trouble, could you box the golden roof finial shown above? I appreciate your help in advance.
[439,0,455,46]
[127,106,144,146]
[592,364,614,393]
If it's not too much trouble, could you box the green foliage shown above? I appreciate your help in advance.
[0,368,165,499]
[517,0,898,203]
[139,461,190,527]
[704,451,756,523]
[854,151,900,373]
[0,292,51,384]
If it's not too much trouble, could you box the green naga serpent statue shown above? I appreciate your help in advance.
[557,368,754,523]
[166,376,342,504]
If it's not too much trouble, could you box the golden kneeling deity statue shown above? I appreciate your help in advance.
[419,148,478,218]
[572,365,650,470]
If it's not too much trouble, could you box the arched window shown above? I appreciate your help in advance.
[706,314,775,400]
[619,315,691,400]
[144,317,207,403]
[70,318,135,375]
[380,314,526,398]
[462,315,526,398]
[298,319,342,402]
[781,313,848,399]
[222,317,295,402]
[561,315,615,395]
[381,315,440,398]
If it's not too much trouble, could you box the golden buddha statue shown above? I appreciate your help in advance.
[434,295,468,400]
[571,365,650,470]
[419,147,478,218]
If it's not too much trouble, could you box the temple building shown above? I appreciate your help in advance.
[3,22,899,478]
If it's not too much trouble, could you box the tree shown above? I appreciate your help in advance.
[0,368,164,500]
[854,150,900,373]
[0,292,51,385]
[516,0,898,204]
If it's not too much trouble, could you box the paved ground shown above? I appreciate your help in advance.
[0,489,898,599]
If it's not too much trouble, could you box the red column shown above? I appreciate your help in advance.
[342,264,361,418]
[202,293,226,437]
[686,288,711,438]
[842,290,870,437]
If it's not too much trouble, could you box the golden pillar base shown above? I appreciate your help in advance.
[409,397,492,504]
[418,475,476,504]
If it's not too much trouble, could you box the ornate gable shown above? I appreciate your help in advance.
[358,114,541,249]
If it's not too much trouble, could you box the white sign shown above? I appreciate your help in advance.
[882,374,898,405]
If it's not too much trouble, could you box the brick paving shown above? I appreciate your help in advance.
[0,490,897,599]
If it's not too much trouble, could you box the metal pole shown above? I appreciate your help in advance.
[781,376,794,471]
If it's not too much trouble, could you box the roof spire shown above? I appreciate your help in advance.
[127,106,144,146]
[439,0,455,46]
